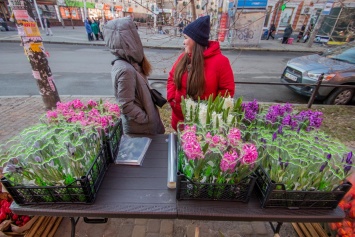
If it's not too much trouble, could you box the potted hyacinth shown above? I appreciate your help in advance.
[240,100,354,208]
[46,99,122,161]
[176,96,260,202]
[178,95,353,207]
[0,99,121,205]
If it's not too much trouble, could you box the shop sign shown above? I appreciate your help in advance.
[115,5,123,11]
[322,0,334,15]
[237,0,268,8]
[217,12,228,42]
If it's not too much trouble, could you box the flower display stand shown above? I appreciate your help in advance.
[254,166,352,209]
[1,147,110,205]
[176,173,256,202]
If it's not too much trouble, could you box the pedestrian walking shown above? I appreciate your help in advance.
[282,24,293,44]
[166,15,235,131]
[42,16,53,36]
[0,17,9,31]
[178,20,184,37]
[297,24,306,42]
[99,18,105,40]
[84,18,93,41]
[91,19,99,40]
[266,24,276,40]
[103,17,165,135]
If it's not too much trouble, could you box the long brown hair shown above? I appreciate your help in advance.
[174,43,205,98]
[141,55,152,76]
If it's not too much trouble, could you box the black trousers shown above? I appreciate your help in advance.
[267,31,274,40]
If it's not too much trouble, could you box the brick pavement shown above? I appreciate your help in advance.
[0,96,299,237]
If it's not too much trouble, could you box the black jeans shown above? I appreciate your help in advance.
[267,31,274,40]
[282,37,289,44]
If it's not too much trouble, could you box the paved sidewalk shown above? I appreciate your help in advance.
[0,25,326,53]
[0,96,299,237]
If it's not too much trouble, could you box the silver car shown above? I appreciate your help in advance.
[281,42,355,105]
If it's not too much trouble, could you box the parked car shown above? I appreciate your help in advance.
[280,42,355,105]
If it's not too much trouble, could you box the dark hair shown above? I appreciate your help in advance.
[174,43,205,99]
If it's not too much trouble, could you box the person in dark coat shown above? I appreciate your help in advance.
[267,24,276,40]
[42,17,53,36]
[103,17,165,135]
[282,24,293,44]
[297,24,306,42]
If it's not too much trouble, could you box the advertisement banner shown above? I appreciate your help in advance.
[218,12,228,42]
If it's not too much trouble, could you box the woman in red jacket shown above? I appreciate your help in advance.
[167,15,235,130]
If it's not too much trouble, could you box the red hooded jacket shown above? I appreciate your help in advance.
[167,41,235,130]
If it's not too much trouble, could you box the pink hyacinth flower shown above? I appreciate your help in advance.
[220,150,238,172]
[47,110,57,118]
[227,128,241,147]
[241,143,258,164]
[87,99,98,107]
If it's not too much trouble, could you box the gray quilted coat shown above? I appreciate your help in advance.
[103,17,165,135]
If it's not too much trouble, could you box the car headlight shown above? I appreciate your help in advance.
[307,72,336,81]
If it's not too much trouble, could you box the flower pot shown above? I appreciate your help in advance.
[176,172,256,202]
[1,147,110,205]
[254,166,352,209]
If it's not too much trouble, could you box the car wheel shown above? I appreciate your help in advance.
[323,88,354,105]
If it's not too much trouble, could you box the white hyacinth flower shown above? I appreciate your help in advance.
[199,104,208,127]
[212,112,223,128]
[185,98,197,122]
[223,96,234,110]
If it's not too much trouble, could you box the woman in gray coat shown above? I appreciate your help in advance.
[103,17,165,135]
[282,24,293,44]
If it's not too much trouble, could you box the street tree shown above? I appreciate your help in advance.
[9,0,60,110]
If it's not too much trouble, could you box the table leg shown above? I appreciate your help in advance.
[69,217,80,237]
[269,222,283,235]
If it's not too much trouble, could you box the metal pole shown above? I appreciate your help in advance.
[307,73,324,109]
[83,0,87,20]
[33,0,44,30]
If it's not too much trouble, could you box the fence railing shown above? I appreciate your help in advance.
[148,74,355,108]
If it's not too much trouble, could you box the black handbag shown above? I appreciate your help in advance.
[150,88,167,108]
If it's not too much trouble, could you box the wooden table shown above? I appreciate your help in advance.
[10,135,345,237]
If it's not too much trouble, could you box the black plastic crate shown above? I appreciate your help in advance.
[1,147,110,205]
[254,166,352,209]
[105,119,123,162]
[176,173,256,202]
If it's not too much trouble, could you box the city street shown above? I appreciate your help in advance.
[0,42,310,104]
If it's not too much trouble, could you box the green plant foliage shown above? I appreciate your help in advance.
[180,95,354,191]
[0,123,102,187]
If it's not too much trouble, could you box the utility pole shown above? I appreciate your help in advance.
[308,0,334,48]
[307,14,326,48]
[191,0,197,20]
[9,0,61,110]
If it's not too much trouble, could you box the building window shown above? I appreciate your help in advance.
[279,8,294,27]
